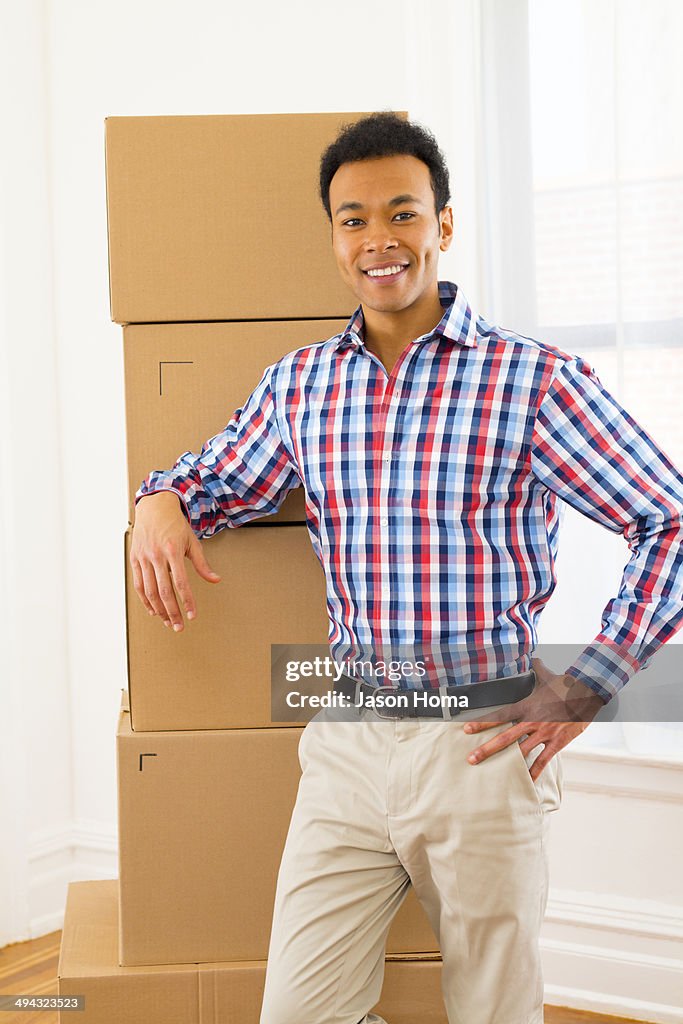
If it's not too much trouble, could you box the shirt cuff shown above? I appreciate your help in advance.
[134,486,191,523]
[565,639,643,703]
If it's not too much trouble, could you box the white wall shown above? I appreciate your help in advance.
[1,1,681,1020]
[0,0,72,943]
[0,0,485,942]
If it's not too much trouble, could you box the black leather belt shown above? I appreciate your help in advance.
[333,670,536,719]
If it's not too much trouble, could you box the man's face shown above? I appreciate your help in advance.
[328,154,453,313]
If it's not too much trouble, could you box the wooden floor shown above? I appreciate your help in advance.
[0,930,651,1024]
[0,931,61,1024]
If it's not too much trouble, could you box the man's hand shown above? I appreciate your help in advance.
[130,492,221,631]
[462,658,607,780]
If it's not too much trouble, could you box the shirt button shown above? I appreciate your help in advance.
[380,517,388,526]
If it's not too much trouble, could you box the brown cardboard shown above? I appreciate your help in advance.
[105,113,383,323]
[117,707,302,965]
[378,959,448,1024]
[59,881,445,1023]
[124,524,330,731]
[117,702,439,967]
[124,319,346,526]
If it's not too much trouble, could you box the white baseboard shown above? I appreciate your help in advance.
[544,984,683,1024]
[541,889,683,1023]
[535,747,683,1022]
[27,819,117,939]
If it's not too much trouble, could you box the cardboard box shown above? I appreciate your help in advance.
[105,113,381,323]
[117,701,439,966]
[124,524,330,731]
[124,319,346,526]
[59,881,444,1024]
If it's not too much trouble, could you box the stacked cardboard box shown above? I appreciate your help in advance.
[58,112,444,1022]
[58,882,445,1024]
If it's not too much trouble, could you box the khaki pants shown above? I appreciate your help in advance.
[260,701,563,1024]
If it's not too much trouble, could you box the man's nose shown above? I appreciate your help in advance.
[364,233,399,253]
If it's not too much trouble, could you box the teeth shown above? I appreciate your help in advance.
[366,265,406,277]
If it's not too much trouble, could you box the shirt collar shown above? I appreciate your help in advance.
[334,281,478,353]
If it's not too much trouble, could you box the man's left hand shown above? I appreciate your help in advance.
[463,659,607,781]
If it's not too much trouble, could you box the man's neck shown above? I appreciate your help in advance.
[362,286,445,375]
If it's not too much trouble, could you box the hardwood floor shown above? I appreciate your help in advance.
[0,931,61,1024]
[544,1011,646,1024]
[0,931,651,1024]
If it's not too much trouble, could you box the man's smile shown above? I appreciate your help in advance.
[361,261,409,283]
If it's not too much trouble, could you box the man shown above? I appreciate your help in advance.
[131,113,683,1024]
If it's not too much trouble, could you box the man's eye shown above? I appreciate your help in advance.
[342,218,364,227]
[394,212,415,221]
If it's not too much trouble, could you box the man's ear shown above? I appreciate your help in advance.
[439,205,454,252]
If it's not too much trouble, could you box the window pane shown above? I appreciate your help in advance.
[622,344,683,469]
[529,0,615,186]
[616,0,683,179]
[527,0,683,757]
[534,187,617,328]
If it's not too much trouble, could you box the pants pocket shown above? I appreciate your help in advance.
[512,738,562,814]
[297,720,314,770]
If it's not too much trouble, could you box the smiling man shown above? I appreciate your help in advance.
[329,152,452,375]
[131,113,683,1024]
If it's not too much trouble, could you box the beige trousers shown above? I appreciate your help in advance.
[260,701,563,1024]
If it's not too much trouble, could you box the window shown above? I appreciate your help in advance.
[527,0,683,757]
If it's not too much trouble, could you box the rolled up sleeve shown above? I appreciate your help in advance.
[135,364,301,538]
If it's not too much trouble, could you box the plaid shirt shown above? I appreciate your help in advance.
[136,282,683,700]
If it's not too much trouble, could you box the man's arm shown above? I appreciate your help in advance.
[530,354,683,702]
[130,363,301,629]
[464,353,683,776]
[135,363,301,536]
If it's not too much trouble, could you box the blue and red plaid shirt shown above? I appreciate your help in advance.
[136,282,683,700]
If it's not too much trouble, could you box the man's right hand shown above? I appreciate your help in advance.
[130,491,221,631]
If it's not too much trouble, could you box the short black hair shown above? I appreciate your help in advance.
[319,111,451,221]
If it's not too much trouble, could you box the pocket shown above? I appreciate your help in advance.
[297,721,312,770]
[297,709,328,770]
[511,739,562,814]
[554,750,564,804]
[510,739,544,809]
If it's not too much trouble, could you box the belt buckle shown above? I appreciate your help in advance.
[369,682,406,720]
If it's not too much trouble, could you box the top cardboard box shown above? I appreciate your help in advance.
[105,112,397,323]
